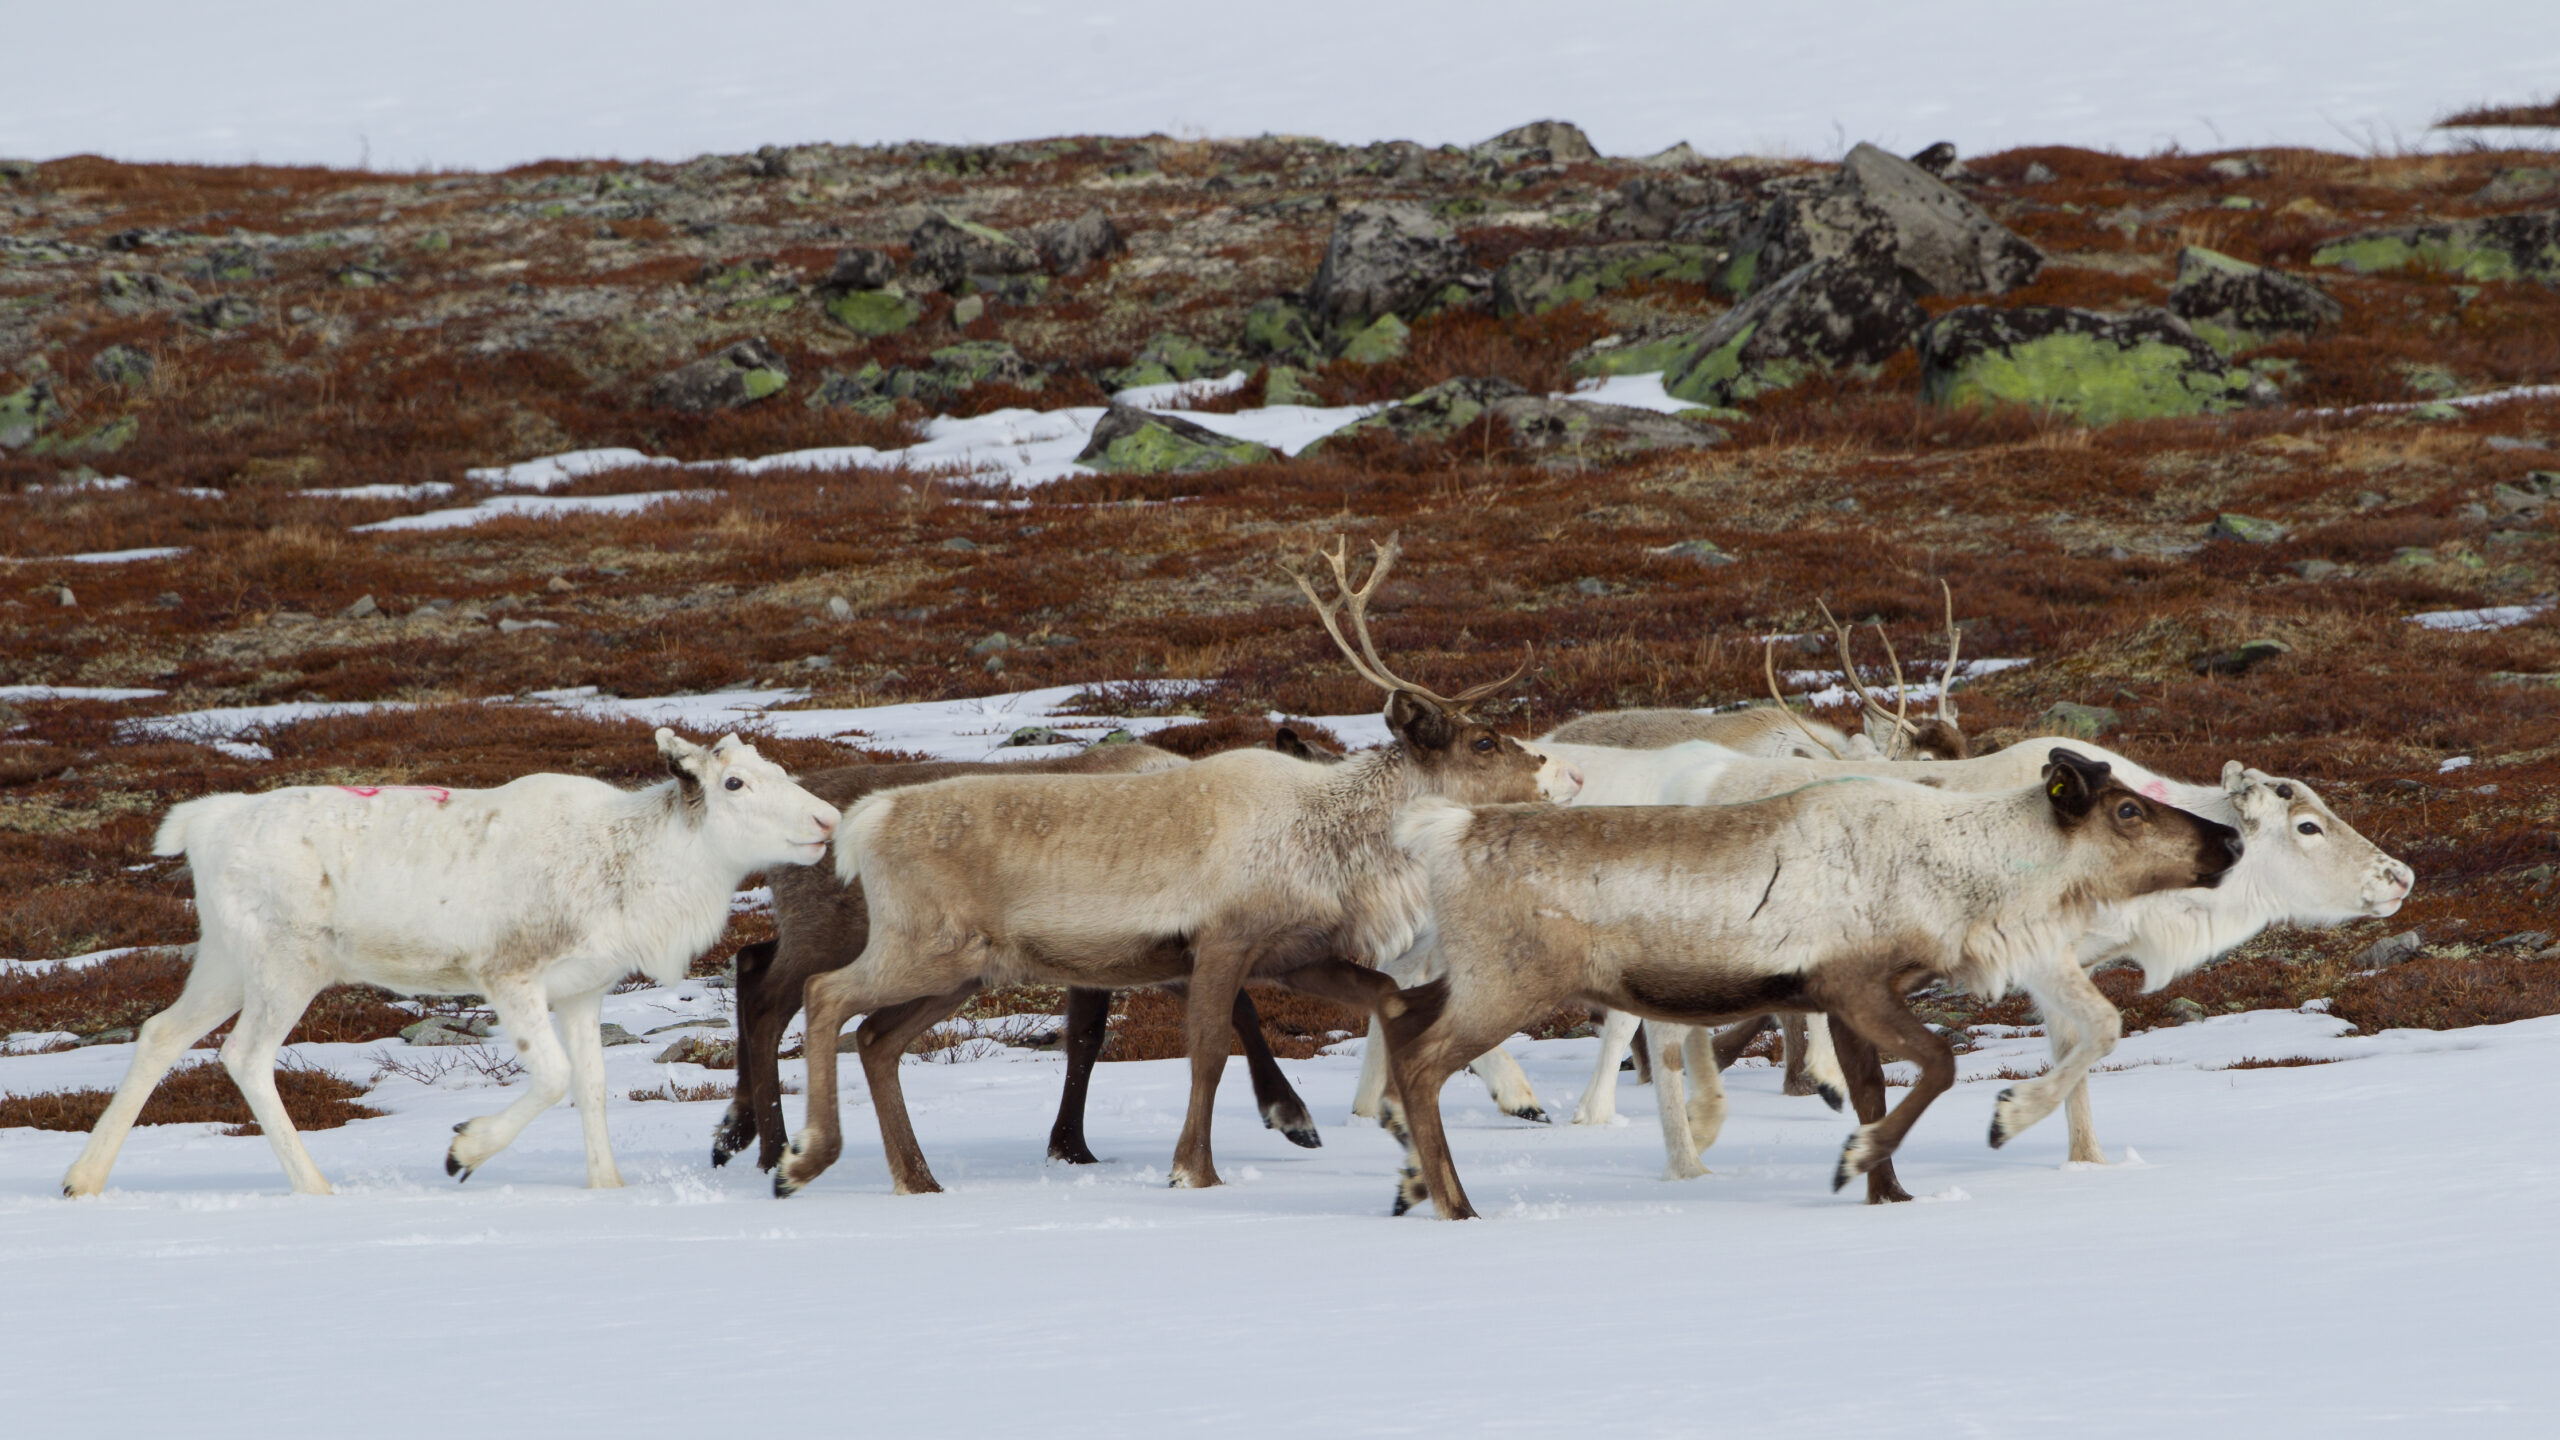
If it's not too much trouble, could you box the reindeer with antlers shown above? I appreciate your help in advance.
[771,533,1580,1197]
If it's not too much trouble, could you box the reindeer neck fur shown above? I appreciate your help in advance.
[592,778,739,985]
[1281,743,1435,965]
[1909,787,2119,1001]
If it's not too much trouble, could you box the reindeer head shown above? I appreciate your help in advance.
[1282,533,1581,805]
[1814,582,1971,762]
[2043,747,2242,896]
[2219,762,2415,922]
[655,728,842,871]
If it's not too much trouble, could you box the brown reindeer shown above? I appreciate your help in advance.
[1378,752,2239,1218]
[770,534,1578,1197]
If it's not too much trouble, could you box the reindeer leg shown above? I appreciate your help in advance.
[1826,1014,1913,1204]
[1826,995,1955,1197]
[2043,1006,2108,1164]
[855,986,979,1195]
[1573,1007,1643,1125]
[1991,963,2121,1152]
[775,967,864,1197]
[710,940,775,1169]
[1045,987,1111,1165]
[1801,1011,1848,1112]
[1652,1022,1708,1180]
[1234,988,1320,1149]
[1710,1013,1773,1072]
[1168,938,1252,1189]
[1679,1026,1729,1155]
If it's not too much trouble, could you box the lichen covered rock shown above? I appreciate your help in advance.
[1919,307,2256,424]
[909,211,1045,295]
[1470,120,1598,166]
[1307,202,1489,330]
[1734,143,2041,299]
[822,288,922,336]
[1074,404,1275,473]
[648,338,790,412]
[1496,396,1727,462]
[1107,332,1235,390]
[1336,313,1411,365]
[1660,258,1925,406]
[1029,208,1124,273]
[1492,243,1720,316]
[2167,246,2342,353]
[1310,376,1528,448]
[2311,209,2560,284]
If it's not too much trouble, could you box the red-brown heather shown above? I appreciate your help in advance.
[2,134,2555,1100]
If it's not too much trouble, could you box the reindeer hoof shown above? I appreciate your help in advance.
[1047,1142,1101,1165]
[772,1172,801,1199]
[446,1154,474,1184]
[1279,1123,1323,1150]
[1988,1087,2017,1149]
[1508,1104,1550,1125]
[451,1121,469,1135]
[1816,1082,1846,1113]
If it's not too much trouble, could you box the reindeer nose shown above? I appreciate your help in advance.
[813,813,836,837]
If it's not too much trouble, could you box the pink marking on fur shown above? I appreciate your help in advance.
[2141,780,2171,802]
[339,784,452,804]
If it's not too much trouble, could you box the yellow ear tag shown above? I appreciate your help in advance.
[2049,779,2066,797]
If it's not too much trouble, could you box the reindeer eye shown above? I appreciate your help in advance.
[723,776,745,792]
[2115,801,2140,820]
[2296,820,2320,836]
[1472,735,1496,754]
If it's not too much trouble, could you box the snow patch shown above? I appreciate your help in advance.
[2408,603,2552,633]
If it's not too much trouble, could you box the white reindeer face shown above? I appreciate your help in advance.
[657,728,841,870]
[2221,762,2415,923]
[1516,742,1585,803]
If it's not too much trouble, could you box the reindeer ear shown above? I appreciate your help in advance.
[2222,760,2248,794]
[712,732,746,757]
[1384,691,1455,751]
[658,727,705,787]
[2041,747,2111,818]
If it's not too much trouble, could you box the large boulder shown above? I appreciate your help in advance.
[1471,120,1598,166]
[908,212,1045,296]
[813,248,921,336]
[1492,243,1721,316]
[1495,396,1728,463]
[1597,173,1742,241]
[2311,209,2560,284]
[1308,376,1528,448]
[1105,333,1237,391]
[2167,246,2342,352]
[1306,202,1489,331]
[1075,404,1276,474]
[1660,258,1926,405]
[1918,307,2260,424]
[1733,143,2041,299]
[1029,208,1124,273]
[648,338,790,412]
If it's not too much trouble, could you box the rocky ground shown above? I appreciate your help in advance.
[3,123,2558,1092]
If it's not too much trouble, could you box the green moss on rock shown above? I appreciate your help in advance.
[824,289,921,337]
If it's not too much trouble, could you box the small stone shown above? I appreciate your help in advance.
[798,655,835,671]
[2354,930,2425,968]
[339,593,378,619]
[939,536,978,551]
[2290,558,2343,581]
[2497,931,2553,951]
[2190,638,2290,676]
[950,294,986,326]
[2164,997,2207,1025]
[2410,401,2464,422]
[653,1033,737,1067]
[496,617,560,634]
[56,587,75,607]
[1650,538,1737,565]
[1094,728,1137,745]
[1574,577,1611,596]
[75,1027,137,1047]
[90,344,154,387]
[1006,725,1077,747]
[826,596,854,621]
[1263,366,1320,406]
[401,1016,493,1046]
[544,575,574,593]
[2209,513,2287,544]
[2037,701,2120,739]
[599,1023,642,1047]
[2356,491,2390,510]
[969,631,1013,655]
[648,338,789,412]
[2022,161,2058,185]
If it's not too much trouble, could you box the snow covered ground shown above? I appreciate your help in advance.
[6,1,2558,171]
[4,1001,2555,1433]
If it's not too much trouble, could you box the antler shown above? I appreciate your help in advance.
[1870,620,1913,749]
[1816,599,1920,752]
[1762,638,1846,759]
[1281,533,1528,713]
[1935,580,1964,725]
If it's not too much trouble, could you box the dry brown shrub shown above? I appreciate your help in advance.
[0,950,415,1045]
[2216,1055,2346,1070]
[0,1056,382,1134]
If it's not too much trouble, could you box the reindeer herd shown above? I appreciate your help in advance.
[59,535,2415,1218]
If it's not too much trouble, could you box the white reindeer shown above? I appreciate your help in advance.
[62,730,840,1197]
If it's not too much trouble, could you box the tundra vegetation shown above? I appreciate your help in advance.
[1,128,2556,1154]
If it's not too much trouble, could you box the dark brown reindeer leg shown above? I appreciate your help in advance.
[1826,1015,1913,1204]
[711,940,777,1168]
[1711,1013,1775,1072]
[1234,988,1320,1149]
[1046,987,1112,1164]
[1825,995,1952,1201]
[855,985,981,1196]
[1628,1020,1654,1085]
